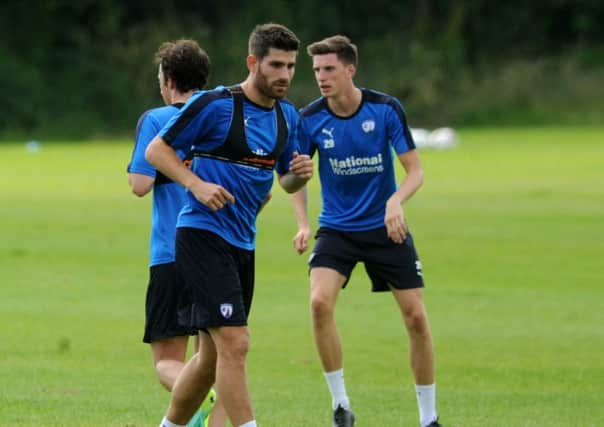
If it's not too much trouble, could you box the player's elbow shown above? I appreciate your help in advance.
[416,169,424,187]
[131,184,151,197]
[128,174,154,197]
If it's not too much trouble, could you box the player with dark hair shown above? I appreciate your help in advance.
[146,24,313,427]
[292,35,443,427]
[127,39,226,427]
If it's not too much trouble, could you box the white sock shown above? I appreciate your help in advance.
[159,416,186,427]
[239,421,257,427]
[415,383,437,426]
[324,369,350,410]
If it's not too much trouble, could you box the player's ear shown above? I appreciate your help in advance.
[346,63,356,79]
[246,54,258,73]
[167,77,176,90]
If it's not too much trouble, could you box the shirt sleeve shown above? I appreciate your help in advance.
[296,114,317,158]
[386,97,416,155]
[127,111,158,177]
[275,107,301,176]
[159,92,213,152]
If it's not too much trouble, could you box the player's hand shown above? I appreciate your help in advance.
[385,195,408,244]
[190,180,235,211]
[292,226,312,254]
[289,152,314,180]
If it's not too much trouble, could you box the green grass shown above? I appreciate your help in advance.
[0,127,603,426]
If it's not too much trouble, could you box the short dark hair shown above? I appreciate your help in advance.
[248,23,300,59]
[306,35,358,67]
[155,39,210,92]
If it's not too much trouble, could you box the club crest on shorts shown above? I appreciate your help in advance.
[220,303,233,318]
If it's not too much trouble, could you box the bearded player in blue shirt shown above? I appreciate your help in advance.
[146,24,313,427]
[292,36,442,427]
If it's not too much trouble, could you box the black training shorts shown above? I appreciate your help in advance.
[143,262,197,343]
[308,226,424,292]
[175,227,255,330]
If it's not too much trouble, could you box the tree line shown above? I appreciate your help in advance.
[1,0,603,138]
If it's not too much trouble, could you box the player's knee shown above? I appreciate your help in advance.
[219,333,250,363]
[404,309,429,334]
[310,293,335,320]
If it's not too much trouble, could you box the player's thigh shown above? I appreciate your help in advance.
[150,335,189,364]
[198,331,216,358]
[197,331,218,370]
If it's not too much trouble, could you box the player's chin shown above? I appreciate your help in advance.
[271,85,289,99]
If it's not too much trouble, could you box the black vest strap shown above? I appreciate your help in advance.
[195,85,289,170]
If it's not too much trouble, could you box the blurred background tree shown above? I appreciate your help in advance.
[1,0,602,139]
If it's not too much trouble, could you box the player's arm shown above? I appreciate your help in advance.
[286,114,314,253]
[128,173,154,197]
[385,149,424,244]
[145,136,234,211]
[290,186,311,254]
[279,151,313,253]
[128,113,159,197]
[278,114,314,194]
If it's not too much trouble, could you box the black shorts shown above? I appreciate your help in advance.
[308,227,424,292]
[143,262,197,343]
[175,227,255,330]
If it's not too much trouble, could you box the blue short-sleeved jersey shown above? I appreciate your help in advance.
[159,88,300,250]
[128,103,189,266]
[298,88,416,231]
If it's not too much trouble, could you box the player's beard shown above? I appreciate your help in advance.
[254,70,289,100]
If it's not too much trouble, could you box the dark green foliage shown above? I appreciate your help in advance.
[1,1,603,138]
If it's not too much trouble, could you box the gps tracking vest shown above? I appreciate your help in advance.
[193,86,288,170]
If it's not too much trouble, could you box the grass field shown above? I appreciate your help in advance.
[0,127,603,426]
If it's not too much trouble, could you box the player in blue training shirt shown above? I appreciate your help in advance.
[146,24,313,427]
[127,40,227,427]
[291,36,443,427]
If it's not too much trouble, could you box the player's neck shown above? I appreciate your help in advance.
[240,80,276,109]
[327,86,362,117]
[170,90,195,105]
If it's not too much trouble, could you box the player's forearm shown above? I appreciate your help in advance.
[290,187,310,228]
[278,172,310,194]
[145,136,199,190]
[393,167,424,204]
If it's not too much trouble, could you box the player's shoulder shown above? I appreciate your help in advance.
[277,97,300,121]
[278,97,297,111]
[362,88,407,119]
[135,104,179,134]
[362,88,400,106]
[138,104,177,121]
[299,97,328,118]
[189,86,232,106]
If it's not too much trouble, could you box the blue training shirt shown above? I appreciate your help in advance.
[127,103,189,266]
[298,88,416,231]
[159,87,300,250]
